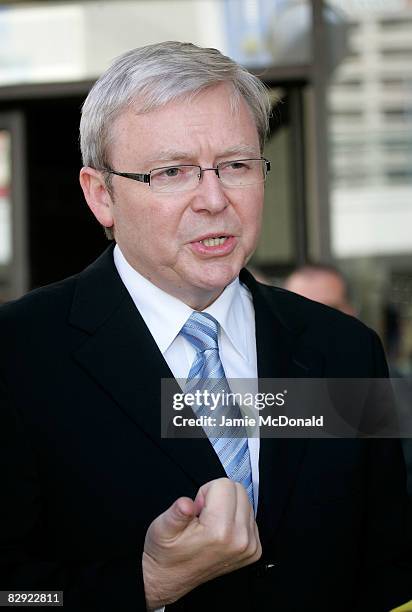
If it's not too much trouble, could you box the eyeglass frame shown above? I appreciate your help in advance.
[101,157,271,189]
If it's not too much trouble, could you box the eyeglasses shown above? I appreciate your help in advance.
[102,158,271,194]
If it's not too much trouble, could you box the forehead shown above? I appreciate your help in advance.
[109,83,260,164]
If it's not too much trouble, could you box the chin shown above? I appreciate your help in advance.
[194,261,242,291]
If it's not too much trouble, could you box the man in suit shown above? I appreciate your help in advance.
[1,42,411,611]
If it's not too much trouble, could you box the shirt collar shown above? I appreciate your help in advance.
[113,245,249,360]
[203,277,248,361]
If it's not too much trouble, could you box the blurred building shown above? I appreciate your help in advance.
[328,0,412,371]
[331,11,412,189]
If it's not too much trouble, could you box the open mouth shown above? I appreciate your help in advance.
[198,236,228,247]
[189,234,236,256]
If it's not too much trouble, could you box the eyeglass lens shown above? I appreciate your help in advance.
[150,159,267,193]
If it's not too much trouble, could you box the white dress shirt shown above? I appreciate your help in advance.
[114,245,261,609]
[114,244,260,505]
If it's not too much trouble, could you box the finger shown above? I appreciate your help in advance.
[248,520,262,563]
[193,489,205,516]
[198,478,238,530]
[234,482,254,528]
[229,483,258,560]
[157,496,196,540]
[254,521,262,558]
[196,477,230,499]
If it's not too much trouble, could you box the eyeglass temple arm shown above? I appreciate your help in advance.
[104,169,150,184]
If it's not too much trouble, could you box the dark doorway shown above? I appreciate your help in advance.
[0,91,107,290]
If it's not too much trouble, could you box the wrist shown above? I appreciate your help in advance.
[143,552,166,609]
[143,551,186,609]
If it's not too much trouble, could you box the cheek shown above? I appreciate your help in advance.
[115,195,177,241]
[242,194,263,238]
[142,207,185,264]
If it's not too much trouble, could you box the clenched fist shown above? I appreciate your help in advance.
[142,478,261,610]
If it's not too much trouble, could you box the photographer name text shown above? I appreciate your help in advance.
[172,414,324,428]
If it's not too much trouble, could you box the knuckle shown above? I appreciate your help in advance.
[211,525,251,553]
[252,539,263,561]
[232,528,251,555]
[212,524,232,546]
[240,530,262,560]
[218,477,232,488]
[234,481,247,497]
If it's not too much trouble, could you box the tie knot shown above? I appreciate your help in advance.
[180,312,220,353]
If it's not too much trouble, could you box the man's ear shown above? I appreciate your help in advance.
[79,167,114,230]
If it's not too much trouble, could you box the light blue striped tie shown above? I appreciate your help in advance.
[181,311,254,509]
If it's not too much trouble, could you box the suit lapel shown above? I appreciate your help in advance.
[70,247,225,490]
[240,270,324,548]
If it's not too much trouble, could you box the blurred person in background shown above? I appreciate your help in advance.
[0,42,411,612]
[285,263,412,499]
[284,262,355,316]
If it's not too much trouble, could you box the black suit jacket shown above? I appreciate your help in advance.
[0,246,411,611]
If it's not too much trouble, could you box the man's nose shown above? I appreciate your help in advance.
[190,168,229,214]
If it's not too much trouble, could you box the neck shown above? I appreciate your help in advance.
[152,280,225,311]
[186,290,224,311]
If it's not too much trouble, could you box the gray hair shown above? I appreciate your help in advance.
[80,41,271,239]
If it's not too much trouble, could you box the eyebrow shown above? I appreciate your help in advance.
[145,150,194,165]
[218,144,261,158]
[145,144,261,166]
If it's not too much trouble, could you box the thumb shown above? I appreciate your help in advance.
[160,496,196,538]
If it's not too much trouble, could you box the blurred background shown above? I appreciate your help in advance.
[0,0,411,374]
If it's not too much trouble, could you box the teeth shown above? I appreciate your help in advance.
[201,236,227,247]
